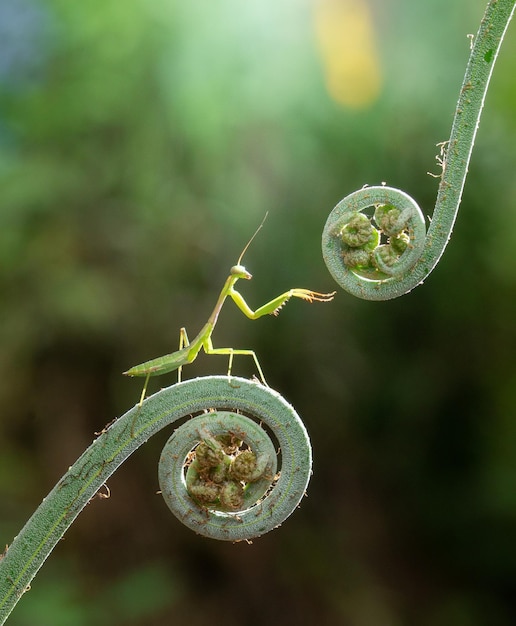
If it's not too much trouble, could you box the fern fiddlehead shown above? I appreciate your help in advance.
[0,377,311,623]
[322,0,515,301]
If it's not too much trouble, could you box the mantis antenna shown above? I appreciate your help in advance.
[237,212,269,266]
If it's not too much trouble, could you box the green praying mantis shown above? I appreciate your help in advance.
[124,217,336,405]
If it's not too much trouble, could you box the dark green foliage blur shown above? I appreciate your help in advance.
[1,0,516,623]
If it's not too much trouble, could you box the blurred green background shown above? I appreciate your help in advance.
[1,0,516,623]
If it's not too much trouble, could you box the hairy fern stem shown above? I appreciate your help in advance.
[0,378,311,624]
[322,0,515,300]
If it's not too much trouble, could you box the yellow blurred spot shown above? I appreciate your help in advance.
[314,0,382,108]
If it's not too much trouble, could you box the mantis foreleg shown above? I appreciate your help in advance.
[229,287,335,319]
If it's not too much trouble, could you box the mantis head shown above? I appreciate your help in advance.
[231,264,252,280]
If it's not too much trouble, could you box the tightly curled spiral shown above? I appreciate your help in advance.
[158,411,284,540]
[322,186,427,301]
[149,377,312,541]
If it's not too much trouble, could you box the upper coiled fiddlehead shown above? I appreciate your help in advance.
[0,377,311,623]
[322,0,515,301]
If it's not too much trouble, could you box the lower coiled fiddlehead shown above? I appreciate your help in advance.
[322,0,515,301]
[0,377,311,623]
[157,392,311,541]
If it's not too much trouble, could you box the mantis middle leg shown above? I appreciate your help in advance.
[177,327,190,383]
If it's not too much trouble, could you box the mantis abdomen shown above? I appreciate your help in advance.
[124,345,194,377]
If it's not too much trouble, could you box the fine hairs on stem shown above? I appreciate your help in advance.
[322,0,516,301]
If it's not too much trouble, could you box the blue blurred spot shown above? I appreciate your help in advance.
[0,0,54,90]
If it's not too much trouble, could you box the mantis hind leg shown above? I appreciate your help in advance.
[138,373,151,408]
[132,373,150,437]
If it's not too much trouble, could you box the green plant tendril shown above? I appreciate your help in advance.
[322,0,515,301]
[0,377,311,624]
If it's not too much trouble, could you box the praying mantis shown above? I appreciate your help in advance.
[124,217,336,405]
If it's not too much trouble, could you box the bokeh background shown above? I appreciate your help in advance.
[1,0,516,623]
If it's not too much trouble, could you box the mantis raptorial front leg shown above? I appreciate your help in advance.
[124,215,336,408]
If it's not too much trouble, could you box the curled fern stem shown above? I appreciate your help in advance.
[0,377,311,624]
[322,0,515,301]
